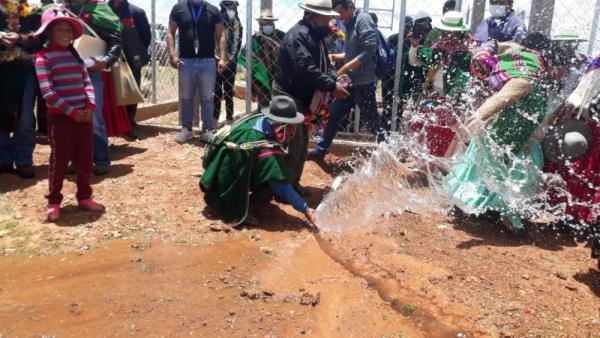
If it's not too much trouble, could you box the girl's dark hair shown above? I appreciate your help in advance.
[67,44,85,65]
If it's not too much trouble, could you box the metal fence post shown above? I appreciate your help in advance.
[589,0,600,55]
[150,0,157,104]
[470,0,486,32]
[363,0,370,12]
[529,0,555,35]
[245,0,253,114]
[390,0,406,132]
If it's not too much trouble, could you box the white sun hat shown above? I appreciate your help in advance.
[298,0,339,17]
[552,25,588,42]
[433,11,468,32]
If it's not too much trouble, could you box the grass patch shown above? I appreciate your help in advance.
[401,303,416,314]
[137,263,155,273]
[1,222,18,230]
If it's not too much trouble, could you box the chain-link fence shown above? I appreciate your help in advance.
[132,0,600,134]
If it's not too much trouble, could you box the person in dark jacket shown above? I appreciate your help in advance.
[109,0,151,140]
[308,0,383,161]
[66,0,123,175]
[273,0,349,196]
[213,0,243,124]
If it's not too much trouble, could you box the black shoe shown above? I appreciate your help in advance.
[16,165,35,179]
[93,165,110,176]
[0,164,15,174]
[126,128,139,140]
[293,184,312,197]
[307,149,325,162]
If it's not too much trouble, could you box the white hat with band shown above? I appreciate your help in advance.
[433,11,468,32]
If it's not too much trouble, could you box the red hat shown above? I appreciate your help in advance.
[34,7,84,39]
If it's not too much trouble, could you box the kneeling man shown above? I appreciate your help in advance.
[200,96,317,227]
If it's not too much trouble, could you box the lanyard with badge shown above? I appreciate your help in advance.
[189,1,206,55]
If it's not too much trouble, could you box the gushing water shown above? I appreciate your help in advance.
[315,82,600,235]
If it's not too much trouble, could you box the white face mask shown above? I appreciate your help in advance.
[489,5,507,17]
[226,9,235,19]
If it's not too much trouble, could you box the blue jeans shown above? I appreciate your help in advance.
[315,81,383,154]
[90,71,110,166]
[179,58,217,131]
[0,71,36,166]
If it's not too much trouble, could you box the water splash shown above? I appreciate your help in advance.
[315,83,599,235]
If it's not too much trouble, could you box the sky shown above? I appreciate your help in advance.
[30,0,600,54]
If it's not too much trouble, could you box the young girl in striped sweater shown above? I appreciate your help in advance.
[34,8,105,222]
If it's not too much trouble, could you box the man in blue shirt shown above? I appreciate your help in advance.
[475,0,526,43]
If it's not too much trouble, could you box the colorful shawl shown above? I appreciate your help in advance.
[472,40,545,90]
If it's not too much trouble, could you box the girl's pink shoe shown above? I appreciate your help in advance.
[78,199,105,213]
[47,204,61,222]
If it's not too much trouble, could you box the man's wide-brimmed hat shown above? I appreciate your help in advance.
[34,7,84,39]
[298,0,339,17]
[552,25,588,42]
[543,119,592,163]
[256,8,278,21]
[433,11,468,32]
[262,96,305,125]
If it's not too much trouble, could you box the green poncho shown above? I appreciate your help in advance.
[416,47,471,97]
[200,114,290,225]
[67,0,122,33]
[238,36,272,92]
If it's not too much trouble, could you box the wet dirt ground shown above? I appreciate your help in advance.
[1,128,599,337]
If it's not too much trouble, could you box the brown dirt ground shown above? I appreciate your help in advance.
[0,127,599,337]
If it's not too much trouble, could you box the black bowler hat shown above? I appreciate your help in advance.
[261,96,305,124]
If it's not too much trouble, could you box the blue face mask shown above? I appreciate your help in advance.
[261,25,274,36]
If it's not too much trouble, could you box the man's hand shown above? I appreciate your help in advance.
[0,32,20,48]
[169,54,183,69]
[88,59,108,72]
[332,82,350,99]
[304,208,317,226]
[218,58,227,74]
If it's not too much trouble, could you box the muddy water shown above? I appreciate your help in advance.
[313,232,472,338]
[0,233,445,337]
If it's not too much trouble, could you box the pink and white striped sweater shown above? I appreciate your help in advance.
[35,44,96,117]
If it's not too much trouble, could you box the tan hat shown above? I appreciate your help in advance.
[552,25,588,42]
[433,11,468,32]
[256,8,278,21]
[298,0,339,17]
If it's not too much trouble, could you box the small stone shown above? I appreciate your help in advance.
[556,272,568,280]
[299,292,320,306]
[131,257,143,263]
[300,328,307,334]
[521,274,530,280]
[565,284,578,292]
[262,290,274,297]
[260,247,273,254]
[229,310,236,316]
